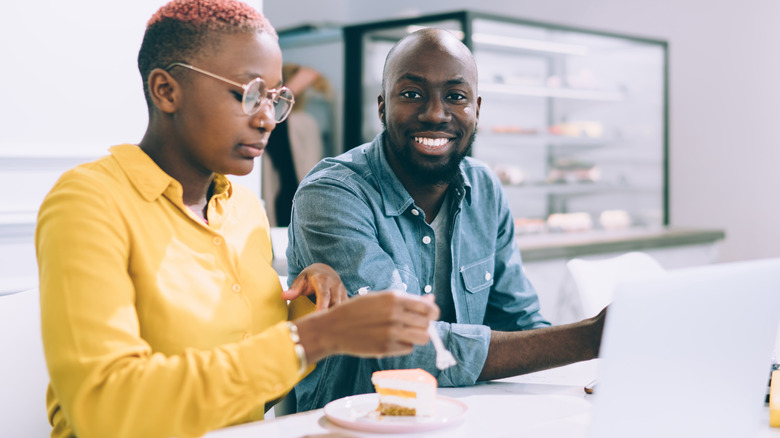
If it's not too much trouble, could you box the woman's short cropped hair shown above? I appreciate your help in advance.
[137,0,277,111]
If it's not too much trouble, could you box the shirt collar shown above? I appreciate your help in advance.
[109,144,233,203]
[454,164,473,206]
[364,133,473,217]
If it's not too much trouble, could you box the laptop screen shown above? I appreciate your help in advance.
[588,258,780,438]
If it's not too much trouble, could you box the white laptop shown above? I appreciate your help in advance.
[588,258,780,438]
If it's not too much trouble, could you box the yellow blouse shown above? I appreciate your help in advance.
[36,144,313,438]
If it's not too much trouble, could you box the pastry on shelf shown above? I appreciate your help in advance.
[547,212,593,232]
[599,209,631,230]
[546,159,600,184]
[514,217,547,235]
[547,121,603,138]
[494,164,525,185]
[490,124,539,135]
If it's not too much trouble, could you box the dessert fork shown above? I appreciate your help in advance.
[428,322,457,370]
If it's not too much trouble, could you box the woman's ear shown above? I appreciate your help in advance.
[147,68,179,114]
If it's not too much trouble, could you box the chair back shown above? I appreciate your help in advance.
[270,227,289,277]
[0,288,51,436]
[566,252,666,318]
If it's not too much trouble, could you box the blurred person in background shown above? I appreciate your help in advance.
[263,63,332,226]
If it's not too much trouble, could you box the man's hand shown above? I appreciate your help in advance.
[591,306,608,356]
[280,263,347,311]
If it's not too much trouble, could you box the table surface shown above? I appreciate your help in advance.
[204,360,780,438]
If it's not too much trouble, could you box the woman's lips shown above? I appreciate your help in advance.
[238,143,264,158]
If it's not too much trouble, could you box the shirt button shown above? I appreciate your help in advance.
[358,286,369,295]
[424,285,432,293]
[242,332,251,340]
[402,283,408,291]
[485,272,492,281]
[232,283,242,293]
[212,236,222,245]
[411,209,420,216]
[422,236,431,244]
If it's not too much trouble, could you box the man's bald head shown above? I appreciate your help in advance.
[381,28,477,96]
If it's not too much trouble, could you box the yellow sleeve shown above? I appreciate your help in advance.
[37,171,301,438]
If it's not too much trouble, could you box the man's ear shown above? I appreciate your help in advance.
[377,93,385,124]
[475,95,481,121]
[147,68,179,114]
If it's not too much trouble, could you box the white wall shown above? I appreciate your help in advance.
[1,0,260,155]
[0,0,262,293]
[265,0,780,263]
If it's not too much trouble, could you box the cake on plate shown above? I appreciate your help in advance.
[371,368,436,416]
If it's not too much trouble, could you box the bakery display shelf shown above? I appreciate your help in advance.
[478,133,613,148]
[479,83,625,102]
[325,10,668,232]
[546,137,613,147]
[501,182,658,197]
[471,33,589,56]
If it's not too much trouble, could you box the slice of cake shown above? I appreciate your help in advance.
[371,368,436,416]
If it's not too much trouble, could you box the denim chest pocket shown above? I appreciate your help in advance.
[460,256,495,293]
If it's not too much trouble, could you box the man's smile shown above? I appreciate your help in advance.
[413,136,454,153]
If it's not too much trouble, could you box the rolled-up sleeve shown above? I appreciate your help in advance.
[375,322,491,387]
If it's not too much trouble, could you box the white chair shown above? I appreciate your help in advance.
[0,288,50,437]
[270,227,289,277]
[566,251,666,318]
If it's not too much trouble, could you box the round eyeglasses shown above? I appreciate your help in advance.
[165,62,295,122]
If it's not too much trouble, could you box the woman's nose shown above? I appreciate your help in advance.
[251,100,277,131]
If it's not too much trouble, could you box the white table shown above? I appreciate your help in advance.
[204,360,780,438]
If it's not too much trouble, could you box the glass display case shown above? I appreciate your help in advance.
[341,11,668,234]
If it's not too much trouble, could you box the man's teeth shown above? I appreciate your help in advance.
[415,137,449,147]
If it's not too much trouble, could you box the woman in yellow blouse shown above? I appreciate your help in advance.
[35,1,439,437]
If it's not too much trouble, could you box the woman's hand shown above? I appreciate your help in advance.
[280,263,348,311]
[294,291,440,364]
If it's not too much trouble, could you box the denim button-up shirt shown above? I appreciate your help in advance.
[287,133,550,411]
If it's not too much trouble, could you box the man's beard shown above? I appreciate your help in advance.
[385,128,477,186]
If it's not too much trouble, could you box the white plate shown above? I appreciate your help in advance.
[323,393,467,433]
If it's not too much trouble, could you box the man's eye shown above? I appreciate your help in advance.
[448,93,467,102]
[401,91,422,99]
[230,91,243,102]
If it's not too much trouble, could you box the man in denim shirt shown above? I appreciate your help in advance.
[287,28,607,412]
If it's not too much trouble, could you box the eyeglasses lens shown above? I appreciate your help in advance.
[244,79,294,122]
[274,88,294,122]
[243,78,267,116]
